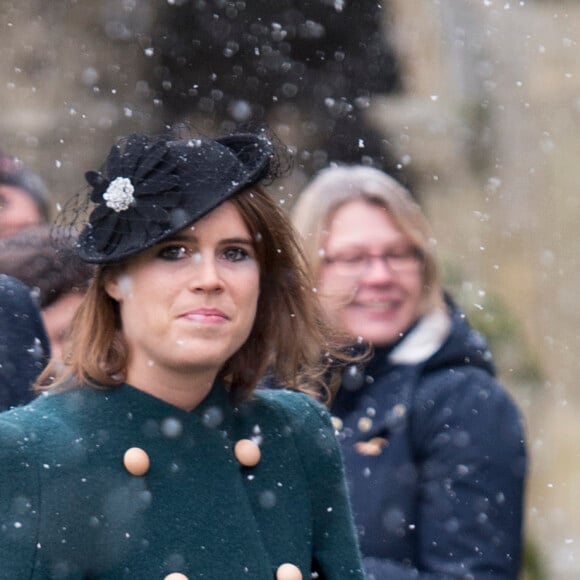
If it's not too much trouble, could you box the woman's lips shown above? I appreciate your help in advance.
[351,300,400,311]
[181,308,229,323]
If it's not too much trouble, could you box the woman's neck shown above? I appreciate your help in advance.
[125,363,217,411]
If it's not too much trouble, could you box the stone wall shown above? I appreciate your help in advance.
[0,0,161,205]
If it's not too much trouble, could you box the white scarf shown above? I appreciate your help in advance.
[388,307,452,365]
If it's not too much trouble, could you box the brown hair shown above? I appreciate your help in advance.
[36,186,348,402]
[291,164,444,314]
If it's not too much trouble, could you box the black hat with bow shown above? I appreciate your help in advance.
[76,132,277,264]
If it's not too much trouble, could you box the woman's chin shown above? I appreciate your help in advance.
[343,317,409,347]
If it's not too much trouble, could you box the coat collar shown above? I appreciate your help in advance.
[388,306,451,365]
[74,380,238,437]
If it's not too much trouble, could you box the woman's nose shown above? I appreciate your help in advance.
[188,253,224,292]
[362,255,397,282]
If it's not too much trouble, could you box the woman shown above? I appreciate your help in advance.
[291,165,527,579]
[0,225,94,363]
[0,133,364,579]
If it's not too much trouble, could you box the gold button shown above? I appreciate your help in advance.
[164,574,188,580]
[355,437,389,456]
[357,417,373,432]
[123,447,150,476]
[331,416,343,430]
[234,439,261,467]
[276,563,302,580]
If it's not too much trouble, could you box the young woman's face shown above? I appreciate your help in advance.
[318,199,424,347]
[105,201,260,382]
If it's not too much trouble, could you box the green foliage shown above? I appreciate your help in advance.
[521,538,549,580]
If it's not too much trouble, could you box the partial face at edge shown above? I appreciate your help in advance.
[42,291,85,364]
[0,185,43,238]
[318,199,424,347]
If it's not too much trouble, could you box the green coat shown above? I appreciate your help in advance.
[0,382,364,579]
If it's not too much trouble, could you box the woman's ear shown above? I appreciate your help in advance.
[103,268,123,302]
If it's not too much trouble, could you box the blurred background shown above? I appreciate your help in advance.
[1,0,579,576]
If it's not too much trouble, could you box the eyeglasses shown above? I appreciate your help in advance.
[323,247,423,277]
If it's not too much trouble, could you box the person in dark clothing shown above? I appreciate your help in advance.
[0,225,94,362]
[0,274,50,409]
[0,132,363,579]
[291,164,527,579]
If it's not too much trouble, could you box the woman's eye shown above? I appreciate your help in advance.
[158,245,189,260]
[389,248,415,259]
[342,254,366,265]
[222,247,250,262]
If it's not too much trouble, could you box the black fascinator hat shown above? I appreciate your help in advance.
[74,132,281,264]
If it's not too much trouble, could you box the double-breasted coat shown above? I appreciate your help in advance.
[0,381,364,579]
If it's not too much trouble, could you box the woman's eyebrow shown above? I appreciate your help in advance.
[164,234,254,245]
[219,237,254,245]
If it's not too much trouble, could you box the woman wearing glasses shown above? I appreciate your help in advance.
[291,165,527,579]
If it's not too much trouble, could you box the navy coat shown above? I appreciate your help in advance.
[331,301,527,579]
[0,274,50,409]
[0,382,364,579]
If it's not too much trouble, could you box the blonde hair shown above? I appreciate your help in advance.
[291,164,443,314]
[36,186,349,402]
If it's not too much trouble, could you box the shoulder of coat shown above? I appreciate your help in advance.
[245,388,329,426]
[253,387,324,411]
[0,388,86,441]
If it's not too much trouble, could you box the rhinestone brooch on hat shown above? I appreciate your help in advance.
[103,177,135,212]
